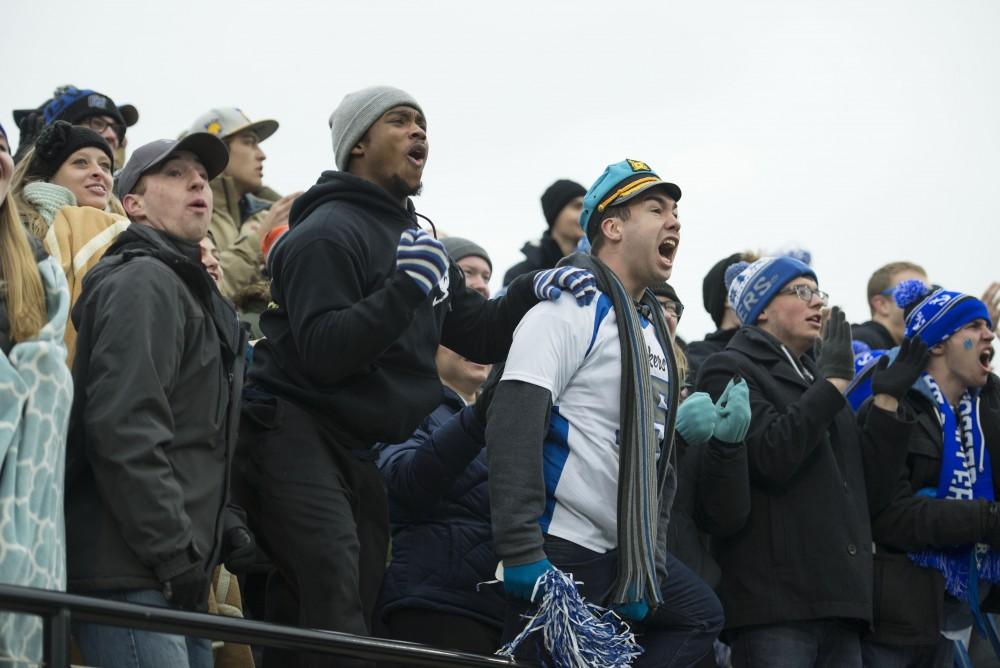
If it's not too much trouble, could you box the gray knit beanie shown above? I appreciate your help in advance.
[442,236,492,270]
[329,86,423,171]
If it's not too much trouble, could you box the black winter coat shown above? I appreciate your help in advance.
[852,320,896,351]
[696,326,911,630]
[665,435,751,590]
[65,224,246,592]
[684,328,737,388]
[501,232,564,287]
[374,388,504,628]
[251,172,540,445]
[862,373,1000,645]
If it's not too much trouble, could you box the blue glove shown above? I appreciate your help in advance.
[714,377,751,444]
[613,599,650,622]
[503,558,554,602]
[396,228,449,297]
[533,267,597,306]
[674,392,717,446]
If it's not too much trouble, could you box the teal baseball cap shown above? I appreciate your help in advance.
[579,159,681,240]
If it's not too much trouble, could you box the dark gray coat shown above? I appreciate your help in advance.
[65,224,246,591]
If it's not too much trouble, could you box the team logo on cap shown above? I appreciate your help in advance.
[205,120,223,135]
[627,159,651,172]
[88,94,109,110]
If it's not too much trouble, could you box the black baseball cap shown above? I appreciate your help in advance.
[115,133,229,199]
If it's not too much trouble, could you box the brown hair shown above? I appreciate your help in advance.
[0,193,47,343]
[588,202,631,256]
[866,261,927,310]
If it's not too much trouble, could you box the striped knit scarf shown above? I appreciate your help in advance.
[566,253,679,607]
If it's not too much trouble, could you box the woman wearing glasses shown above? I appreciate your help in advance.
[10,121,129,362]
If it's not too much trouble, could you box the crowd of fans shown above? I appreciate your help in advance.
[1,83,999,668]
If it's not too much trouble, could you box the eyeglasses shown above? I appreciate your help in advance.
[778,284,829,305]
[79,116,124,138]
[659,299,684,320]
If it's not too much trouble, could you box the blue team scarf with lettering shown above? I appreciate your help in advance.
[908,373,1000,598]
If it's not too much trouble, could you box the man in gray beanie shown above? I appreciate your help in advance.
[442,236,492,298]
[233,85,596,667]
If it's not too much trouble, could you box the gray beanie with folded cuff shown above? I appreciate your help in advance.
[329,86,423,171]
[441,236,492,270]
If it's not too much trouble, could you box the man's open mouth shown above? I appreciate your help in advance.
[658,238,678,261]
[407,144,427,166]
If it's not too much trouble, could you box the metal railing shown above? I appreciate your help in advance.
[0,583,527,667]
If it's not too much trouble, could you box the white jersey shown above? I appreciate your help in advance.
[501,290,672,554]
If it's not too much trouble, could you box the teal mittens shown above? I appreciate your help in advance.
[714,377,751,444]
[674,392,717,446]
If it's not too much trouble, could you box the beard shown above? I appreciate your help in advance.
[386,174,423,201]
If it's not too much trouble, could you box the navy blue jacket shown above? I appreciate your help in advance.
[374,388,504,628]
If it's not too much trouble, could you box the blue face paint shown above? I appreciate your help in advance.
[963,338,974,350]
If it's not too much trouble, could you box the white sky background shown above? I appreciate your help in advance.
[5,0,1000,343]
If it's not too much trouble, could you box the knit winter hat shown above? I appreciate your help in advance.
[441,236,492,270]
[725,256,817,325]
[895,280,992,347]
[35,86,138,142]
[27,120,114,181]
[703,253,744,328]
[541,179,586,227]
[329,86,423,171]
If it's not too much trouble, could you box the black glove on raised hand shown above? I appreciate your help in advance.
[13,111,44,164]
[162,562,209,612]
[222,526,257,575]
[871,336,930,399]
[816,306,854,382]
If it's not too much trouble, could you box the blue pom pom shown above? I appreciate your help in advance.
[894,279,930,309]
[724,261,750,291]
[852,340,872,355]
[497,568,643,668]
[783,248,812,266]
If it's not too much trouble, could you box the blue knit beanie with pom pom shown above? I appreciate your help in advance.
[895,279,992,347]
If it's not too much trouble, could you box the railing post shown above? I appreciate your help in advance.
[42,606,70,668]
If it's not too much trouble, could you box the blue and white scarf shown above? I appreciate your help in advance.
[908,373,1000,598]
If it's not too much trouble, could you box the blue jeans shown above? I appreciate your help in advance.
[729,620,862,668]
[502,535,724,667]
[861,637,953,668]
[74,589,212,668]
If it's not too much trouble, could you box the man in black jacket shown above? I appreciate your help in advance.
[852,261,928,351]
[502,178,586,285]
[860,281,998,666]
[66,134,253,668]
[696,256,925,667]
[233,85,595,667]
[685,251,755,385]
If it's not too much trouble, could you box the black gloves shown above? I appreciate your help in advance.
[222,526,257,575]
[161,559,209,612]
[871,337,930,399]
[13,111,44,164]
[816,306,855,382]
[982,504,1000,548]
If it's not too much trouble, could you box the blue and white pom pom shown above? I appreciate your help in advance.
[496,568,643,668]
[893,279,931,309]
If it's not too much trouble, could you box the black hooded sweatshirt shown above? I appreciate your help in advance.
[250,172,540,445]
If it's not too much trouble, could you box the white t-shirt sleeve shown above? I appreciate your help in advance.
[502,296,592,400]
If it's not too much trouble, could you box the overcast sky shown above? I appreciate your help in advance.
[6,0,1000,342]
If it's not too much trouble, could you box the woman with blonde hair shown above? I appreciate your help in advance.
[0,122,75,666]
[11,120,129,361]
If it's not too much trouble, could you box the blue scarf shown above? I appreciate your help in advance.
[908,373,1000,598]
